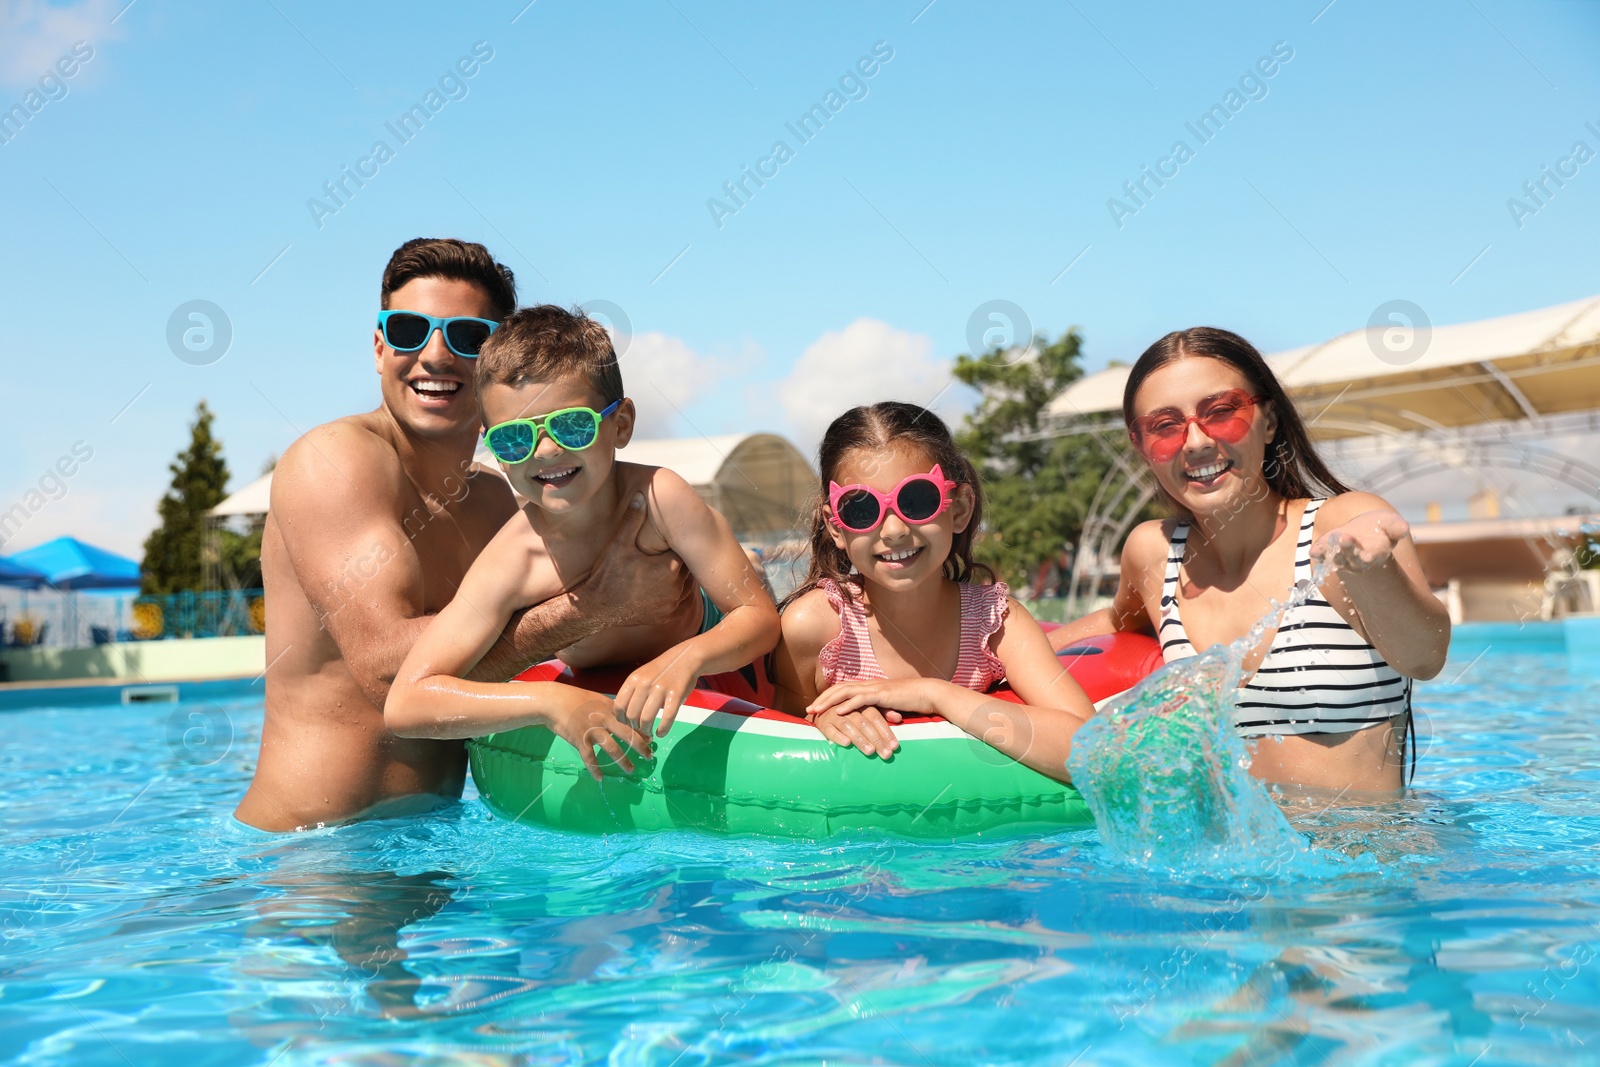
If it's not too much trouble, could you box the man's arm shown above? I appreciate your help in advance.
[272,425,446,709]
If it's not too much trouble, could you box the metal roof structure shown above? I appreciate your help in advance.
[1046,293,1600,439]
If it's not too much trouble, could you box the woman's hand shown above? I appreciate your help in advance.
[1310,509,1411,574]
[811,705,902,757]
[615,645,704,738]
[549,688,653,780]
[807,677,941,718]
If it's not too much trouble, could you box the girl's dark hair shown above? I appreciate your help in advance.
[1122,326,1351,506]
[780,402,992,611]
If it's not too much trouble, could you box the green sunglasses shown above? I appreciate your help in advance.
[483,399,623,463]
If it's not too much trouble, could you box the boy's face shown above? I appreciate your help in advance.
[480,373,634,512]
[373,276,496,442]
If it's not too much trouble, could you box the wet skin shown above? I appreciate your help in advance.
[1050,356,1449,793]
[234,277,696,831]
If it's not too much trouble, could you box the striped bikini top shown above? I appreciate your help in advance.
[1159,498,1412,737]
[817,577,1010,691]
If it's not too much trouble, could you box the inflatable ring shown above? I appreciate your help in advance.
[468,632,1163,840]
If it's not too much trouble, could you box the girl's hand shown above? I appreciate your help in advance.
[550,689,653,780]
[1310,509,1411,575]
[615,646,704,738]
[810,705,901,757]
[807,677,940,718]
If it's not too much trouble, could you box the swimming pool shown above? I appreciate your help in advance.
[3,634,1598,1065]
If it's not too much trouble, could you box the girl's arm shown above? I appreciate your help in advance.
[612,469,782,736]
[770,588,901,758]
[1047,521,1164,652]
[809,599,1096,782]
[1311,492,1451,679]
[384,534,650,778]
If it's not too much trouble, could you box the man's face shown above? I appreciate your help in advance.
[373,276,497,441]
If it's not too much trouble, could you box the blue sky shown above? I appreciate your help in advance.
[1,0,1597,557]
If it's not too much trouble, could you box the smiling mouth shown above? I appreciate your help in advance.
[1184,459,1233,485]
[410,378,461,401]
[875,545,924,567]
[532,466,580,488]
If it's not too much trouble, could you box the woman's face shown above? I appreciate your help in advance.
[825,442,974,593]
[1128,356,1278,516]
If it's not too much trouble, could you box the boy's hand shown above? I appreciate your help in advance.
[549,688,653,781]
[577,492,699,630]
[615,646,704,738]
[810,705,901,758]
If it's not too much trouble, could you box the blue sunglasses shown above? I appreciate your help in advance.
[377,310,500,358]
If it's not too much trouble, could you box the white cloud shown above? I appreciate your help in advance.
[615,330,722,439]
[0,0,115,85]
[778,318,962,450]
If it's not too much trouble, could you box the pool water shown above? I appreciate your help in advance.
[4,643,1600,1065]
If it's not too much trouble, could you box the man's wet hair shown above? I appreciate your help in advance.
[380,237,517,321]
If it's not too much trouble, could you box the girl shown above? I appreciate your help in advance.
[1050,327,1450,793]
[770,402,1096,782]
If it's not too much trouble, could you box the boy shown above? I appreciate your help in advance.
[385,305,780,779]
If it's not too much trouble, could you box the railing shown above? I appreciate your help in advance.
[130,589,265,641]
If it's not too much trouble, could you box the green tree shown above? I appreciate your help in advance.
[214,453,276,590]
[953,330,1124,591]
[141,401,230,594]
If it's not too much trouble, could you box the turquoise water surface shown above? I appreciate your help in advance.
[3,634,1599,1065]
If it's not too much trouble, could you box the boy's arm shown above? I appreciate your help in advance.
[613,469,782,736]
[465,493,701,682]
[384,532,651,777]
[273,426,478,710]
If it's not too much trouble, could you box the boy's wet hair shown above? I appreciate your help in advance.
[1122,326,1351,511]
[380,237,516,321]
[781,401,993,611]
[475,305,624,404]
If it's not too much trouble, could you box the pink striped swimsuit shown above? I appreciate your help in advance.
[817,577,1011,690]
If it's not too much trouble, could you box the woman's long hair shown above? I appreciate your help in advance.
[1122,327,1351,506]
[780,402,993,611]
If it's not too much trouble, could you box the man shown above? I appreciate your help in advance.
[234,238,696,831]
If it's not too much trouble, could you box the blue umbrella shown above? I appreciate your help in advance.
[8,537,141,591]
[0,554,46,589]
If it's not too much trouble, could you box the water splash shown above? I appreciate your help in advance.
[1067,554,1343,874]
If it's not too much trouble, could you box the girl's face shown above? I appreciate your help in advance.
[1128,356,1278,517]
[825,443,974,592]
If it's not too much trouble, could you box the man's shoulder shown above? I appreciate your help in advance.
[273,415,404,509]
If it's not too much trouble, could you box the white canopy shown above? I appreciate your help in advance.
[1046,293,1600,439]
[208,472,273,517]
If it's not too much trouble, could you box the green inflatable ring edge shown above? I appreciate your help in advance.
[468,691,1095,840]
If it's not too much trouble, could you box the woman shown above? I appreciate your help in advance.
[1050,327,1450,792]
